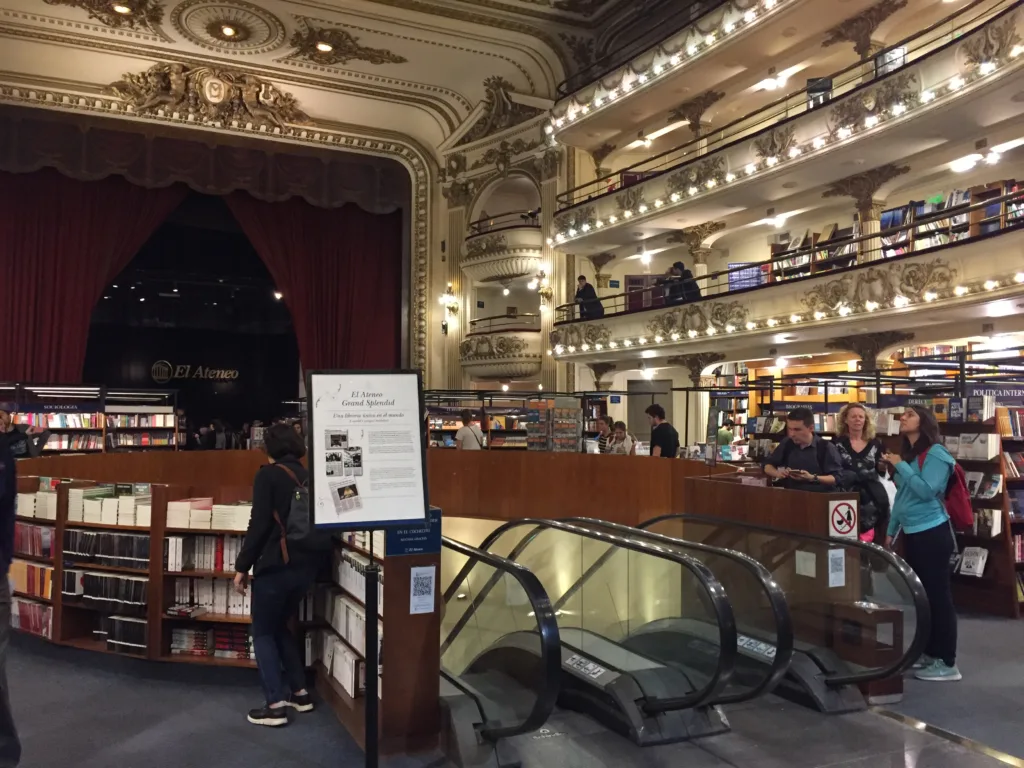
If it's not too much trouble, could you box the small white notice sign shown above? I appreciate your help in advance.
[795,550,816,578]
[409,565,436,615]
[828,548,846,588]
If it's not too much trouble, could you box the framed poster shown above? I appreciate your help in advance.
[306,370,429,530]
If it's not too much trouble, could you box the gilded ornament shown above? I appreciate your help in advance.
[822,164,910,217]
[443,179,474,208]
[457,77,546,146]
[107,64,308,130]
[560,33,595,70]
[288,26,407,66]
[549,324,611,349]
[825,331,915,367]
[752,125,797,164]
[667,353,726,383]
[962,13,1021,68]
[470,138,541,176]
[465,232,508,260]
[873,72,918,113]
[667,90,725,135]
[822,0,909,58]
[667,221,726,257]
[647,301,747,337]
[43,0,164,30]
[801,258,957,312]
[554,205,595,234]
[615,186,646,215]
[445,153,467,181]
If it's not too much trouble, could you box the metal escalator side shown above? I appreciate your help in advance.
[444,519,738,715]
[563,517,794,705]
[644,514,931,710]
[440,536,561,743]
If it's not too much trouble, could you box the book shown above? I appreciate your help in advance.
[1010,490,1024,520]
[976,474,1002,500]
[965,471,984,496]
[975,508,1002,538]
[948,398,965,423]
[958,546,988,577]
[958,433,1000,460]
[1003,452,1023,478]
[966,395,995,423]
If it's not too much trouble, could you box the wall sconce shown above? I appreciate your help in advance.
[528,270,553,305]
[440,283,459,335]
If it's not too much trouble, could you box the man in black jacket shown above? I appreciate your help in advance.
[234,423,322,726]
[575,275,604,320]
[0,409,25,764]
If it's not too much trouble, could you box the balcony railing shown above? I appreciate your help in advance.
[555,186,1024,324]
[469,313,542,334]
[555,0,717,97]
[467,210,541,236]
[556,0,1008,210]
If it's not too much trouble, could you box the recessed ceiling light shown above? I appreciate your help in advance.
[316,41,334,53]
[221,25,236,36]
[112,3,132,13]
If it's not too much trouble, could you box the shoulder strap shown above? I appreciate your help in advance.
[470,426,483,448]
[272,464,301,565]
[816,438,828,471]
[916,447,930,469]
[276,463,302,486]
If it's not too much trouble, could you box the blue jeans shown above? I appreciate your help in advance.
[251,566,314,704]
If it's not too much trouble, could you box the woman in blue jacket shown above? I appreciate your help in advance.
[882,405,960,682]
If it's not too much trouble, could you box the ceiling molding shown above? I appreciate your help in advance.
[169,0,288,56]
[41,0,166,34]
[0,23,465,133]
[0,75,434,374]
[0,6,171,42]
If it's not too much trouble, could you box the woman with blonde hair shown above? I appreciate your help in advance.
[834,403,889,543]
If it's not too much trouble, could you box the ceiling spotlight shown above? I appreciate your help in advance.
[923,291,938,302]
[316,41,334,53]
[950,153,982,173]
[273,291,283,300]
[112,3,132,12]
[221,25,236,36]
[639,250,652,265]
[775,357,788,368]
[641,366,655,381]
[501,384,509,392]
[838,304,852,316]
[139,297,146,303]
[979,61,996,75]
[954,285,969,296]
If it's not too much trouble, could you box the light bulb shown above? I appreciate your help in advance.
[688,330,699,338]
[638,73,648,84]
[766,318,778,327]
[568,228,577,236]
[706,178,717,188]
[837,126,853,140]
[789,314,801,323]
[788,147,801,158]
[954,285,969,296]
[503,288,510,296]
[865,115,879,128]
[670,332,680,340]
[893,295,909,308]
[775,357,788,368]
[112,3,131,12]
[706,326,717,336]
[865,300,879,311]
[581,223,591,232]
[545,124,554,134]
[766,156,779,167]
[595,220,604,228]
[688,186,699,196]
[273,291,283,300]
[609,341,618,348]
[745,164,756,175]
[725,172,736,182]
[921,90,935,103]
[567,345,576,353]
[1015,273,1024,284]
[581,344,590,351]
[623,210,634,218]
[555,345,564,354]
[654,199,664,208]
[838,305,852,316]
[638,203,648,213]
[538,384,544,390]
[670,192,681,202]
[221,25,236,36]
[744,9,756,22]
[687,45,697,56]
[813,137,826,149]
[725,324,735,333]
[623,339,632,347]
[501,384,509,392]
[670,55,680,66]
[950,76,965,90]
[923,291,938,302]
[892,103,906,116]
[980,61,996,75]
[984,280,998,291]
[654,335,663,343]
[813,310,825,320]
[745,321,756,330]
[315,41,333,53]
[595,344,603,350]
[638,337,647,345]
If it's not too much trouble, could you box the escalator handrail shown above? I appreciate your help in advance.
[440,536,562,741]
[647,513,931,685]
[564,517,794,705]
[444,518,738,711]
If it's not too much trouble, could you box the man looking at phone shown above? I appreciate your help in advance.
[762,407,842,492]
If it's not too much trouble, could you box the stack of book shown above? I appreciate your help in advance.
[164,534,246,573]
[33,491,57,521]
[63,529,150,570]
[211,503,252,531]
[166,498,214,529]
[14,412,102,428]
[1015,533,1024,563]
[171,626,214,657]
[971,508,1003,538]
[324,589,368,655]
[9,559,53,599]
[15,493,35,519]
[949,433,1001,460]
[14,522,52,559]
[170,577,250,618]
[213,627,254,661]
[1004,452,1024,478]
[1010,489,1024,520]
[11,597,52,639]
[333,550,383,615]
[102,615,148,656]
[62,570,148,613]
[321,630,366,698]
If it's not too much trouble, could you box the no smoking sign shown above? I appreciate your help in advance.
[828,500,858,540]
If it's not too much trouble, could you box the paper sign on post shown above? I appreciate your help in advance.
[307,371,428,529]
[409,565,436,615]
[795,550,816,578]
[828,499,858,541]
[828,548,846,588]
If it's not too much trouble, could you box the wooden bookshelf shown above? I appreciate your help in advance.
[949,420,1018,618]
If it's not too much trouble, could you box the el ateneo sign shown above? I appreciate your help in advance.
[151,360,239,384]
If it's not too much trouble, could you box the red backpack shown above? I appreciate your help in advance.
[917,449,973,530]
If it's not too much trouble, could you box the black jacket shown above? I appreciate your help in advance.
[2,425,49,459]
[575,283,604,319]
[235,457,314,576]
[0,435,14,577]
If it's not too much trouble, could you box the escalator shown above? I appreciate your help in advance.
[440,536,560,768]
[638,514,931,713]
[443,519,738,749]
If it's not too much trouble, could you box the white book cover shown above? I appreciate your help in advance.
[959,546,988,577]
[100,498,119,525]
[136,504,152,528]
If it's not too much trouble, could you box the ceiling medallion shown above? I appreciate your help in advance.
[42,0,164,31]
[108,63,308,130]
[288,26,408,67]
[170,0,286,55]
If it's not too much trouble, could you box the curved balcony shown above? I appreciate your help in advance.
[550,0,1020,250]
[547,187,1024,362]
[463,211,542,284]
[460,314,543,380]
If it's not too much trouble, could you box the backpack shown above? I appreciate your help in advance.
[917,449,973,531]
[274,465,333,562]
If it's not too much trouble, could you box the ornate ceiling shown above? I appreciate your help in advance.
[0,0,604,153]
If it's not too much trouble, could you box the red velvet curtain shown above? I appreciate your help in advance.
[226,193,403,371]
[0,170,186,382]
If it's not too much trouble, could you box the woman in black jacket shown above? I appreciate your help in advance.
[833,403,890,543]
[234,423,321,726]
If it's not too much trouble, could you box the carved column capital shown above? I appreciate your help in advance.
[667,91,725,132]
[442,179,474,209]
[825,331,915,369]
[822,164,909,220]
[588,363,617,391]
[667,221,726,260]
[590,142,616,178]
[822,0,909,59]
[667,352,725,383]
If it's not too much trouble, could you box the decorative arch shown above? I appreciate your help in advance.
[468,169,542,224]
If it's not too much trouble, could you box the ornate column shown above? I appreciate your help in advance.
[589,253,617,293]
[667,221,726,290]
[822,0,909,67]
[823,164,909,263]
[538,148,564,392]
[591,143,616,180]
[668,91,723,158]
[825,331,914,404]
[442,180,473,389]
[668,352,725,445]
[588,363,617,392]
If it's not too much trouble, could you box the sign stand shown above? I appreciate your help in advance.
[305,369,431,768]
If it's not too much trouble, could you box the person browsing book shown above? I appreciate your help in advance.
[234,423,325,727]
[882,405,960,682]
[455,409,484,450]
[762,408,842,491]
[645,404,679,458]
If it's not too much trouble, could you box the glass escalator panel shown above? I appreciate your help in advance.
[569,517,793,704]
[445,518,737,711]
[645,514,929,685]
[440,536,560,739]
